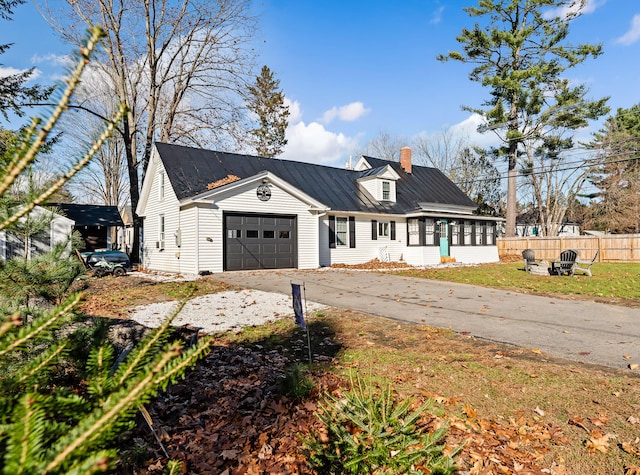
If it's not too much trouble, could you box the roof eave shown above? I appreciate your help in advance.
[186,171,330,211]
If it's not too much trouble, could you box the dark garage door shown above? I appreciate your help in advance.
[224,213,297,271]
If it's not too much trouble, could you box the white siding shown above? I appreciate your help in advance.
[200,183,319,272]
[358,180,378,201]
[402,246,442,267]
[451,246,499,264]
[320,215,408,266]
[196,204,223,273]
[140,161,184,273]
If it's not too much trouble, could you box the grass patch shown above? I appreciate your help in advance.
[394,262,640,306]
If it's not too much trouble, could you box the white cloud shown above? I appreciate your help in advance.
[544,0,603,19]
[281,97,360,165]
[616,14,640,45]
[429,6,445,25]
[0,66,41,81]
[421,113,502,150]
[284,97,302,123]
[282,120,359,166]
[321,101,370,124]
[30,53,72,67]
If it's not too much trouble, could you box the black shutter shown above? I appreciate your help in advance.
[471,220,476,246]
[329,215,336,248]
[390,220,396,240]
[349,216,356,248]
[371,220,378,240]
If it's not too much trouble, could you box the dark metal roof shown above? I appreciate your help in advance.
[54,203,124,227]
[154,142,477,215]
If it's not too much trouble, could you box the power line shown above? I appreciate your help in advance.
[453,152,640,186]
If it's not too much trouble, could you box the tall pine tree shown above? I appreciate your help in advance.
[246,65,289,158]
[588,104,640,233]
[438,0,608,236]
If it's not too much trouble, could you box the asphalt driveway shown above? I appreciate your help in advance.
[211,268,640,372]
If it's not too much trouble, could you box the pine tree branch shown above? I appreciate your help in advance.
[114,295,190,387]
[0,294,81,359]
[43,344,181,474]
[18,343,68,384]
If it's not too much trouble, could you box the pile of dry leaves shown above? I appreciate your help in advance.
[116,337,573,474]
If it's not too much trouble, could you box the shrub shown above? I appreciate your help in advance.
[277,363,315,399]
[304,372,460,474]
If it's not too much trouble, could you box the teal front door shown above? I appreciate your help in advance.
[439,219,449,257]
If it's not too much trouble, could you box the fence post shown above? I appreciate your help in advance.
[597,236,603,262]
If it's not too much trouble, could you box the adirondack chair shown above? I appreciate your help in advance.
[551,249,578,276]
[574,250,599,277]
[522,248,539,273]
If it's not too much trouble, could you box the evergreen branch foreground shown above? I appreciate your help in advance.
[0,28,213,474]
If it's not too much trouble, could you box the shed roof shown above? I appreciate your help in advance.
[54,203,124,227]
[154,142,477,215]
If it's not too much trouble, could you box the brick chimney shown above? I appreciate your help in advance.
[400,146,412,174]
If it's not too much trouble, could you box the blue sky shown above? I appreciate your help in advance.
[2,0,640,167]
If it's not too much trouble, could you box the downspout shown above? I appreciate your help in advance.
[194,206,200,275]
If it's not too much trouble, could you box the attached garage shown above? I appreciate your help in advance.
[224,213,297,270]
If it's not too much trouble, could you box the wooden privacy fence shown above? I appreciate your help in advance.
[497,234,640,262]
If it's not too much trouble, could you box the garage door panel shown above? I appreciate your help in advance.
[277,243,293,253]
[226,215,243,226]
[244,216,260,225]
[224,214,297,271]
[261,243,277,253]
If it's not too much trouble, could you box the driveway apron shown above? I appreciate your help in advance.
[211,269,640,371]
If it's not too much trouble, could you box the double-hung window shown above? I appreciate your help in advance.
[408,218,420,245]
[382,181,390,200]
[464,220,473,245]
[475,221,484,245]
[378,221,390,237]
[451,222,460,245]
[158,214,165,250]
[485,222,495,245]
[159,172,165,201]
[425,218,435,245]
[335,217,348,246]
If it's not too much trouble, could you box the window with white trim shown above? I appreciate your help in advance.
[335,217,348,246]
[451,222,460,245]
[464,220,472,245]
[475,221,484,245]
[159,214,165,249]
[378,221,389,237]
[382,181,390,200]
[159,172,165,201]
[425,218,435,245]
[408,218,420,245]
[485,222,495,244]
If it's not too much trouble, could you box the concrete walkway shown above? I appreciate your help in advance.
[212,268,640,372]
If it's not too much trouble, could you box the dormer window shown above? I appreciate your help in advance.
[382,181,390,200]
[356,165,399,203]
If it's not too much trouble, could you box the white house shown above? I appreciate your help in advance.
[136,143,503,274]
[0,206,74,260]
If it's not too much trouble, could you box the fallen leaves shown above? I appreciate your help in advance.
[585,430,615,454]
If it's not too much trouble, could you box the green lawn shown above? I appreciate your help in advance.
[394,262,640,305]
